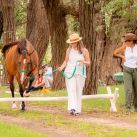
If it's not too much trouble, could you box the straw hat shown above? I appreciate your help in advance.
[66,33,82,44]
[123,33,137,41]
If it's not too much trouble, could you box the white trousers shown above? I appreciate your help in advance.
[43,76,53,88]
[65,75,85,113]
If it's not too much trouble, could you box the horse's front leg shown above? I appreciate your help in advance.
[19,84,25,111]
[23,76,34,97]
[16,74,25,111]
[8,75,17,109]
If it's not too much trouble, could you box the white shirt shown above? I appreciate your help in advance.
[124,44,137,68]
[65,48,86,78]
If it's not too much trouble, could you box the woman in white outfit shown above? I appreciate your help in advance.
[58,33,90,116]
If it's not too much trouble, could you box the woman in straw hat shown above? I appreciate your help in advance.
[58,33,90,116]
[114,33,137,112]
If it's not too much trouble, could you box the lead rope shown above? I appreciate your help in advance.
[52,63,85,79]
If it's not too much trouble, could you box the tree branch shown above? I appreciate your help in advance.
[60,3,79,17]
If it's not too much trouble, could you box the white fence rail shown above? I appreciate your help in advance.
[2,86,119,112]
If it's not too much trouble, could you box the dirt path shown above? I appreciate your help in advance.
[0,113,88,137]
[1,93,137,137]
[27,104,137,130]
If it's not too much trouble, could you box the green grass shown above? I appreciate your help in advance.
[2,84,137,137]
[0,106,136,137]
[0,121,47,137]
[2,84,137,118]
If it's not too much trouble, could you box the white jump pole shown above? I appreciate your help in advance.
[0,94,114,102]
[2,86,119,112]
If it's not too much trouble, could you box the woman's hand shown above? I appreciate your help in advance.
[58,67,63,72]
[77,60,85,65]
[81,60,86,64]
[78,60,90,66]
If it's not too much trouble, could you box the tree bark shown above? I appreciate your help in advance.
[99,17,126,85]
[79,0,100,94]
[42,0,67,89]
[0,11,3,39]
[0,0,16,85]
[26,0,49,65]
[1,0,16,43]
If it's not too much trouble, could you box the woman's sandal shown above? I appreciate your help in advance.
[74,113,80,116]
[70,109,75,115]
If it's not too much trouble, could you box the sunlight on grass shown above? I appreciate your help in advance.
[2,84,137,120]
[1,84,137,136]
[0,121,47,137]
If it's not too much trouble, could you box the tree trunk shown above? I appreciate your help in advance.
[1,0,16,43]
[42,0,67,89]
[26,0,49,65]
[99,17,126,85]
[0,0,16,86]
[79,0,99,94]
[0,11,3,39]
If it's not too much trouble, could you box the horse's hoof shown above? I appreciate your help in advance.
[20,108,25,112]
[12,103,17,109]
[23,91,30,97]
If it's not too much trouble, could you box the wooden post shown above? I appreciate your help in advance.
[107,86,119,112]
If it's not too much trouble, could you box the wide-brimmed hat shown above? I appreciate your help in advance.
[123,33,137,41]
[66,33,82,44]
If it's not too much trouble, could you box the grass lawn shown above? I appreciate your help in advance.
[1,84,137,137]
[0,121,47,137]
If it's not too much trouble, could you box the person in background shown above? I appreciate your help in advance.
[30,64,53,91]
[30,69,44,91]
[114,33,137,113]
[58,33,90,116]
[42,64,53,88]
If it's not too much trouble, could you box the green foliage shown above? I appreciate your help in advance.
[66,15,80,35]
[42,43,52,65]
[63,0,78,4]
[102,0,137,33]
[15,0,27,38]
[85,0,93,5]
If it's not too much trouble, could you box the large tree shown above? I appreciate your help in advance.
[26,0,49,65]
[0,0,16,85]
[79,0,103,94]
[0,0,16,44]
[42,0,68,89]
[0,11,3,39]
[99,0,137,84]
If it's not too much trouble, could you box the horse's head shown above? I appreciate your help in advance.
[17,39,38,87]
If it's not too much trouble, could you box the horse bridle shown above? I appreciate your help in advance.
[18,49,36,81]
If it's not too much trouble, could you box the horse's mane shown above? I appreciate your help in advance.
[1,41,20,55]
[2,39,27,56]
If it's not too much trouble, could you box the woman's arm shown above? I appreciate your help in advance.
[58,48,70,72]
[114,45,126,61]
[81,48,90,66]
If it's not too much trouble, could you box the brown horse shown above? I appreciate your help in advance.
[2,39,39,111]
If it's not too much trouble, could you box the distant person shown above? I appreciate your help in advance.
[58,33,90,116]
[114,33,137,113]
[42,64,53,88]
[30,69,43,91]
